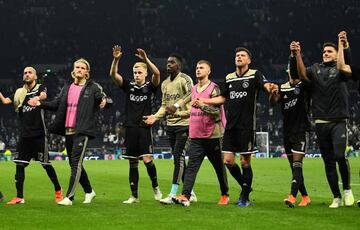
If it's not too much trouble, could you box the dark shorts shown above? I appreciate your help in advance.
[315,121,348,158]
[123,126,153,159]
[284,132,308,155]
[14,136,50,165]
[222,129,257,154]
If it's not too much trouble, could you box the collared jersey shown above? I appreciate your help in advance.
[157,72,193,126]
[121,78,157,127]
[220,69,268,130]
[279,81,310,136]
[11,84,47,137]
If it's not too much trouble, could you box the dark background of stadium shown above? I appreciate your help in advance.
[1,0,360,155]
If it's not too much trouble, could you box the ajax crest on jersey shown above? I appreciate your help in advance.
[294,87,300,95]
[329,68,337,78]
[242,81,249,88]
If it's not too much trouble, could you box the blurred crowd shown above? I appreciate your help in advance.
[1,0,360,155]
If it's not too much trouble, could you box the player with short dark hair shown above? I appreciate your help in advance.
[270,63,311,208]
[0,66,63,205]
[109,45,162,204]
[143,53,197,204]
[322,42,338,51]
[290,31,354,208]
[199,47,277,207]
[173,60,229,207]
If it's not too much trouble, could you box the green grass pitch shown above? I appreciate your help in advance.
[0,157,359,230]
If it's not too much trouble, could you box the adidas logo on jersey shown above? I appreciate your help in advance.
[284,95,288,99]
[341,134,346,138]
[229,84,232,88]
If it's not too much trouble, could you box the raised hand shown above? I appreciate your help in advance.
[338,31,348,48]
[135,48,148,61]
[112,45,123,59]
[290,41,301,55]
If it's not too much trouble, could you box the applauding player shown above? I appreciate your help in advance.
[109,45,162,203]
